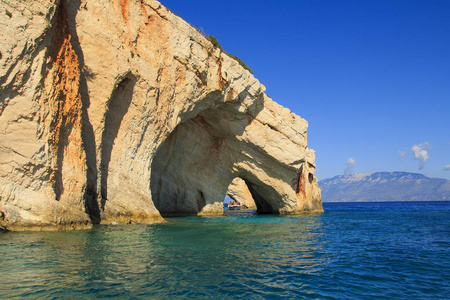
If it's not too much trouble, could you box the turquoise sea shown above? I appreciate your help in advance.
[1,201,449,299]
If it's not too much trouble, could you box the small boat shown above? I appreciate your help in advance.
[228,201,241,210]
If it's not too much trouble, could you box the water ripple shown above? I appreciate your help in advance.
[0,201,449,299]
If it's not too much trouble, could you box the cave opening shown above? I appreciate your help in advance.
[224,177,256,211]
[150,102,280,218]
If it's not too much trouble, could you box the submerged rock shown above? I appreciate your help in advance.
[0,0,322,230]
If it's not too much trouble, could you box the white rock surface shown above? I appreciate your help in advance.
[0,0,322,230]
[227,178,256,209]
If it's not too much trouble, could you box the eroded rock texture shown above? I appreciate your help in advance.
[0,0,322,230]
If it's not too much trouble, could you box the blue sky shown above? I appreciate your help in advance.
[163,0,450,180]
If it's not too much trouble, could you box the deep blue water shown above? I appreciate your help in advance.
[0,201,449,299]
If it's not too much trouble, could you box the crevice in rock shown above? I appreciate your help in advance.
[100,74,136,210]
[196,190,206,212]
[308,173,314,184]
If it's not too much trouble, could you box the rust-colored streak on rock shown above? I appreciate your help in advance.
[217,56,226,90]
[120,0,129,22]
[49,38,82,146]
[295,166,306,200]
[47,1,84,200]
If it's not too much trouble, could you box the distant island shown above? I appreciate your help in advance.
[319,172,450,202]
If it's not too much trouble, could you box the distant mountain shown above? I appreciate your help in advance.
[319,172,450,202]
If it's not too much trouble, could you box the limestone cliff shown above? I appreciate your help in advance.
[0,0,322,230]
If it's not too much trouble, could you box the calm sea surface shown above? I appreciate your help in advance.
[1,201,449,299]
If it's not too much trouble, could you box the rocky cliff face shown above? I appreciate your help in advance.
[0,0,322,230]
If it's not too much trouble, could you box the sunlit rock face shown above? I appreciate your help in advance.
[227,178,256,209]
[0,0,322,230]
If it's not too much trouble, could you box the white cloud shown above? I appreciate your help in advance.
[444,165,450,171]
[344,157,355,175]
[411,142,432,170]
[398,150,407,159]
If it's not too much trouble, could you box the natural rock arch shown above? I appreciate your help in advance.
[149,95,313,217]
[149,102,255,217]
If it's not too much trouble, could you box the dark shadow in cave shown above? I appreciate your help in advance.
[244,179,277,214]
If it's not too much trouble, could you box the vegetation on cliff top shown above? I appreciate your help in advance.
[206,35,253,74]
[166,7,253,75]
